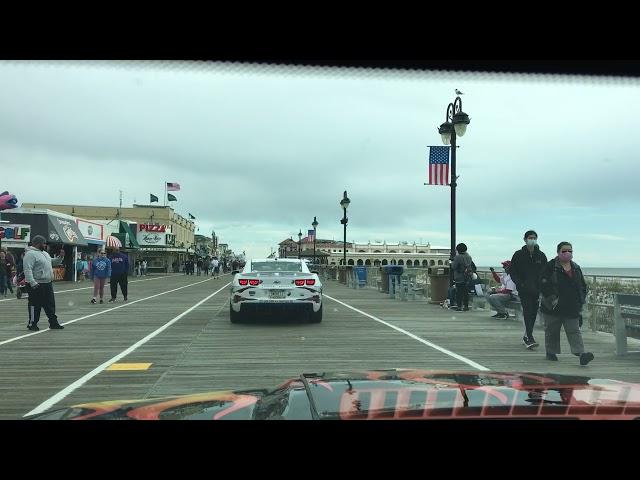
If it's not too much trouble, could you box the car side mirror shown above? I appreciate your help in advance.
[311,270,319,274]
[232,270,240,275]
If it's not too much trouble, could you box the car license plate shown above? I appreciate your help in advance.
[270,290,286,299]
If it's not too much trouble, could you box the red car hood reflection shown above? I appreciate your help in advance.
[27,370,640,420]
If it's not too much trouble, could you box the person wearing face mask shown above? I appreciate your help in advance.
[510,230,547,349]
[539,242,594,365]
[22,235,66,331]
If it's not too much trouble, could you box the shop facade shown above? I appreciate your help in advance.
[2,208,89,281]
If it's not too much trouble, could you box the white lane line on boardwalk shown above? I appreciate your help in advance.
[0,277,220,347]
[24,282,231,417]
[324,294,490,372]
[0,274,183,303]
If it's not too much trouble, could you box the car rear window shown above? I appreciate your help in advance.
[251,262,302,272]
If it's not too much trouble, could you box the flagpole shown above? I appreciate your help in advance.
[164,181,167,207]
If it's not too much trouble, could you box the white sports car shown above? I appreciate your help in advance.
[229,258,323,323]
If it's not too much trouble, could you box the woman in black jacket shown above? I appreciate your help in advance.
[539,241,594,365]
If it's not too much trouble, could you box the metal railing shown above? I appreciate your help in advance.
[317,265,640,337]
[476,270,640,336]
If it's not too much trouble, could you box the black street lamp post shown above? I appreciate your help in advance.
[437,95,470,286]
[312,216,318,266]
[298,230,302,259]
[339,191,350,267]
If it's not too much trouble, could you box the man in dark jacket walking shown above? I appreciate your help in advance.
[539,241,594,365]
[108,246,129,302]
[510,230,547,349]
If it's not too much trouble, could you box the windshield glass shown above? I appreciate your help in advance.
[251,262,302,272]
[1,60,639,421]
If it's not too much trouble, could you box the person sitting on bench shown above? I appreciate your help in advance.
[488,261,518,319]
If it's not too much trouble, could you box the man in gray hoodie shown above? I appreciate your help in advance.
[23,235,65,331]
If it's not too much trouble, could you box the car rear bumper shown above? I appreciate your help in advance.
[231,299,321,314]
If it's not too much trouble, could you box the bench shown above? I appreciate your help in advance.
[614,293,640,356]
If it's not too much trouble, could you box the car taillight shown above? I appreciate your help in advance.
[306,279,316,286]
[238,279,248,286]
[249,279,260,286]
[294,279,305,286]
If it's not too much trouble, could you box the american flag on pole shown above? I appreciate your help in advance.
[308,229,315,242]
[428,146,450,186]
[166,182,180,191]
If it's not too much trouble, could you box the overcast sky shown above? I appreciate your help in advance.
[1,61,639,267]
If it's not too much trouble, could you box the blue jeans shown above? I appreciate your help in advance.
[0,273,12,294]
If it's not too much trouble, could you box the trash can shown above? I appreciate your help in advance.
[353,266,367,288]
[380,267,389,293]
[380,265,404,293]
[428,266,450,304]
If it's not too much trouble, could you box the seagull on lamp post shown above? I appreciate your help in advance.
[455,89,464,95]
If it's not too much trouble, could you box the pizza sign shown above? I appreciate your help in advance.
[137,225,167,246]
[139,224,166,233]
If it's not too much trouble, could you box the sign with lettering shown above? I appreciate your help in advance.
[139,224,167,233]
[0,224,31,242]
[137,230,167,246]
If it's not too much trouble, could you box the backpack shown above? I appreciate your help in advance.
[463,261,476,280]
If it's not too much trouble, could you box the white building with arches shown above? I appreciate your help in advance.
[278,238,451,267]
[328,241,451,267]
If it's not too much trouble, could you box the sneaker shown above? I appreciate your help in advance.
[497,313,509,319]
[27,324,40,331]
[523,336,539,349]
[580,352,595,366]
[546,353,558,361]
[123,297,128,302]
[463,307,470,311]
[91,298,97,304]
[99,299,104,304]
[49,323,64,330]
[454,307,463,312]
[108,298,116,303]
[491,313,503,318]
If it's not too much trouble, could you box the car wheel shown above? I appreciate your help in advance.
[309,305,322,323]
[230,304,243,323]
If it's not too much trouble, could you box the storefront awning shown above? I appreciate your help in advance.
[47,215,88,246]
[2,210,88,246]
[119,221,140,248]
[85,239,106,246]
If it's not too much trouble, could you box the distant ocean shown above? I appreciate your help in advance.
[479,267,640,277]
[580,268,640,277]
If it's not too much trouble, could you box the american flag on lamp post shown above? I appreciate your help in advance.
[166,182,180,191]
[427,146,450,186]
[307,229,315,242]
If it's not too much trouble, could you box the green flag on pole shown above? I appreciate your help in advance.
[167,193,177,202]
[150,193,159,203]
